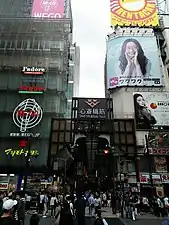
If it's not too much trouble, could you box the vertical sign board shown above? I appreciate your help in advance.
[77,98,107,120]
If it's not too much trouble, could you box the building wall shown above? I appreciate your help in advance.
[0,17,72,170]
[66,43,80,118]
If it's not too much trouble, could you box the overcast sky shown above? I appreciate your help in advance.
[71,0,110,98]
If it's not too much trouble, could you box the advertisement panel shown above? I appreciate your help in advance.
[31,0,64,19]
[110,0,159,27]
[77,98,107,120]
[133,92,169,130]
[107,36,163,89]
[154,156,167,173]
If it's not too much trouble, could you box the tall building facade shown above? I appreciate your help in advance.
[0,0,74,173]
[106,0,169,194]
[66,43,80,118]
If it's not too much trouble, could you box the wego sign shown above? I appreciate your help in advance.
[12,99,43,132]
[31,0,64,19]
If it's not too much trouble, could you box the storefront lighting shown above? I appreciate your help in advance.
[19,91,43,94]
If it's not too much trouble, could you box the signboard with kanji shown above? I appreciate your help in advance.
[77,98,107,120]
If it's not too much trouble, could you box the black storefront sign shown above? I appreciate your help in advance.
[77,98,107,120]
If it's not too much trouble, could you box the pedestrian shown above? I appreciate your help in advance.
[50,193,57,217]
[88,194,95,217]
[111,193,116,214]
[0,199,18,225]
[93,209,108,225]
[15,192,25,225]
[42,193,48,218]
[30,212,40,225]
[59,200,74,225]
[76,193,86,225]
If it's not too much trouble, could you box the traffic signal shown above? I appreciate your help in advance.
[103,149,109,154]
[19,139,27,148]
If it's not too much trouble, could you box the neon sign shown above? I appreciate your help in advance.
[22,67,45,75]
[19,86,45,94]
[13,99,43,132]
[5,149,39,157]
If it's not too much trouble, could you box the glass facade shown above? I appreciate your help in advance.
[66,44,80,118]
[0,16,72,171]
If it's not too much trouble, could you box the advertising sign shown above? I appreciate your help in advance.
[31,0,64,19]
[77,98,107,120]
[107,36,163,89]
[140,173,150,183]
[0,183,9,190]
[12,99,43,132]
[19,86,45,94]
[110,0,159,27]
[21,67,45,75]
[133,92,169,130]
[5,149,39,157]
[161,174,169,183]
[154,156,167,173]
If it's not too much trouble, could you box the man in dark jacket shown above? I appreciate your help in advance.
[16,193,25,225]
[76,193,86,225]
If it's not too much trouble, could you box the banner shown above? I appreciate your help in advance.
[133,92,169,130]
[110,0,159,27]
[107,36,163,89]
[154,156,167,173]
[32,0,64,18]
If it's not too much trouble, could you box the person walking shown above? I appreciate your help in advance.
[50,194,57,217]
[93,209,108,225]
[16,192,25,225]
[76,193,86,225]
[0,199,18,225]
[59,200,74,225]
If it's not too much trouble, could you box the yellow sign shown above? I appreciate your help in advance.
[5,149,39,157]
[110,0,159,27]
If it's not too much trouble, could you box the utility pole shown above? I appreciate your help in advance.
[145,135,153,194]
[23,137,31,195]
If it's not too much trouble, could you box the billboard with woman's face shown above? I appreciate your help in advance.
[106,36,164,89]
[133,92,169,130]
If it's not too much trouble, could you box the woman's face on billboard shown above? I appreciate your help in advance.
[125,42,138,58]
[136,96,145,107]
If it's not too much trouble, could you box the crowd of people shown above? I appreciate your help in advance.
[0,190,169,225]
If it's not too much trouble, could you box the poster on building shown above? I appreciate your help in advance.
[31,0,65,19]
[154,156,167,173]
[133,92,169,130]
[107,36,163,89]
[77,98,107,120]
[110,0,159,27]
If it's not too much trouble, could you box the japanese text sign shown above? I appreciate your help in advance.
[77,98,107,120]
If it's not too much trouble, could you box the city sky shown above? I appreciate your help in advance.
[71,0,110,98]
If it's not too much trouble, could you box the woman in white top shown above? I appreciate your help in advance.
[50,194,58,217]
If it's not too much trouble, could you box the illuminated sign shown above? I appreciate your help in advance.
[19,86,45,94]
[149,148,169,155]
[10,133,40,138]
[0,183,9,190]
[5,149,39,157]
[13,99,43,132]
[22,67,45,75]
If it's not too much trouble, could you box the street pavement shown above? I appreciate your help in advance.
[25,207,166,225]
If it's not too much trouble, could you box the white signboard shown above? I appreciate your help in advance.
[13,99,43,132]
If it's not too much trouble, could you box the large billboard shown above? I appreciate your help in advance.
[133,92,169,130]
[110,0,159,27]
[31,0,64,19]
[107,36,163,89]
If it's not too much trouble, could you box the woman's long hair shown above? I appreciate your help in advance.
[119,38,148,76]
[133,93,143,117]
